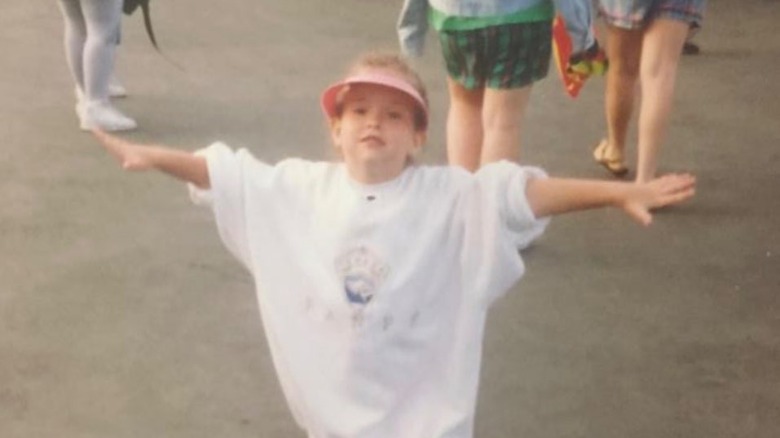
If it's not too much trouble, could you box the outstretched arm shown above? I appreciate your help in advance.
[526,174,696,226]
[92,129,210,189]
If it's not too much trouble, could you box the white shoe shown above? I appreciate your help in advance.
[74,78,127,101]
[75,100,85,121]
[79,100,137,131]
[108,75,127,98]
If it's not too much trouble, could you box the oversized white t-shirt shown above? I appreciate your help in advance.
[189,142,550,438]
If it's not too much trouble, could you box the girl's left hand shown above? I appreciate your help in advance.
[622,173,696,226]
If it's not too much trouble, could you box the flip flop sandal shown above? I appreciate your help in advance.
[593,140,629,177]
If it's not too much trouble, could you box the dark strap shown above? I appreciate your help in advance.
[123,0,157,50]
[123,0,183,70]
[140,0,159,50]
[122,0,141,15]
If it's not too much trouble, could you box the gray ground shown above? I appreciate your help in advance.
[1,1,778,437]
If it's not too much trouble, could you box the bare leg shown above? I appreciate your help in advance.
[635,19,689,183]
[446,77,484,172]
[480,86,532,166]
[603,25,643,166]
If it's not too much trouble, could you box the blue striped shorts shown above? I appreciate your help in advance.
[597,0,706,30]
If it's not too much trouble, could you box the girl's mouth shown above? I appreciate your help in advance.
[360,135,385,147]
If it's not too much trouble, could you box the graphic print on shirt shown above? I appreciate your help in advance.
[335,246,390,311]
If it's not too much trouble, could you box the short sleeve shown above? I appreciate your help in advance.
[187,142,272,270]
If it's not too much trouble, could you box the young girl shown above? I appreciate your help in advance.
[93,52,694,437]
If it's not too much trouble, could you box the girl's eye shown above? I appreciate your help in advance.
[388,110,405,120]
[346,105,368,114]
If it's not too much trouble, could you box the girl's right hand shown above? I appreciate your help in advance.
[92,129,154,171]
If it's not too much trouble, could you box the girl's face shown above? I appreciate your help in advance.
[330,83,426,184]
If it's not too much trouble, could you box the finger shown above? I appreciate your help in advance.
[657,186,696,207]
[633,210,652,227]
[627,204,653,226]
[662,174,696,192]
[667,175,697,195]
[91,129,129,164]
[657,176,695,197]
[91,128,106,144]
[91,128,117,149]
[667,186,696,204]
[670,173,695,187]
[91,128,117,142]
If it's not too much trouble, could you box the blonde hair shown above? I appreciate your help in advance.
[337,51,429,130]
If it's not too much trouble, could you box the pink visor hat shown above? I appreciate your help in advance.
[320,72,428,129]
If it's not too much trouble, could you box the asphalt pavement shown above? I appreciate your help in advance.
[1,1,778,437]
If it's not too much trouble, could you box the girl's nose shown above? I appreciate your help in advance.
[366,110,381,127]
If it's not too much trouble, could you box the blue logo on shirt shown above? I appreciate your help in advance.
[335,246,389,308]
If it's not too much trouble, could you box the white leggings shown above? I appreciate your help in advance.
[57,0,122,103]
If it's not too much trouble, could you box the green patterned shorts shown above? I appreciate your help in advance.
[437,20,552,90]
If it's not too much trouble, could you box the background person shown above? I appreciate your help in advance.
[398,0,554,171]
[58,0,136,131]
[593,0,706,181]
